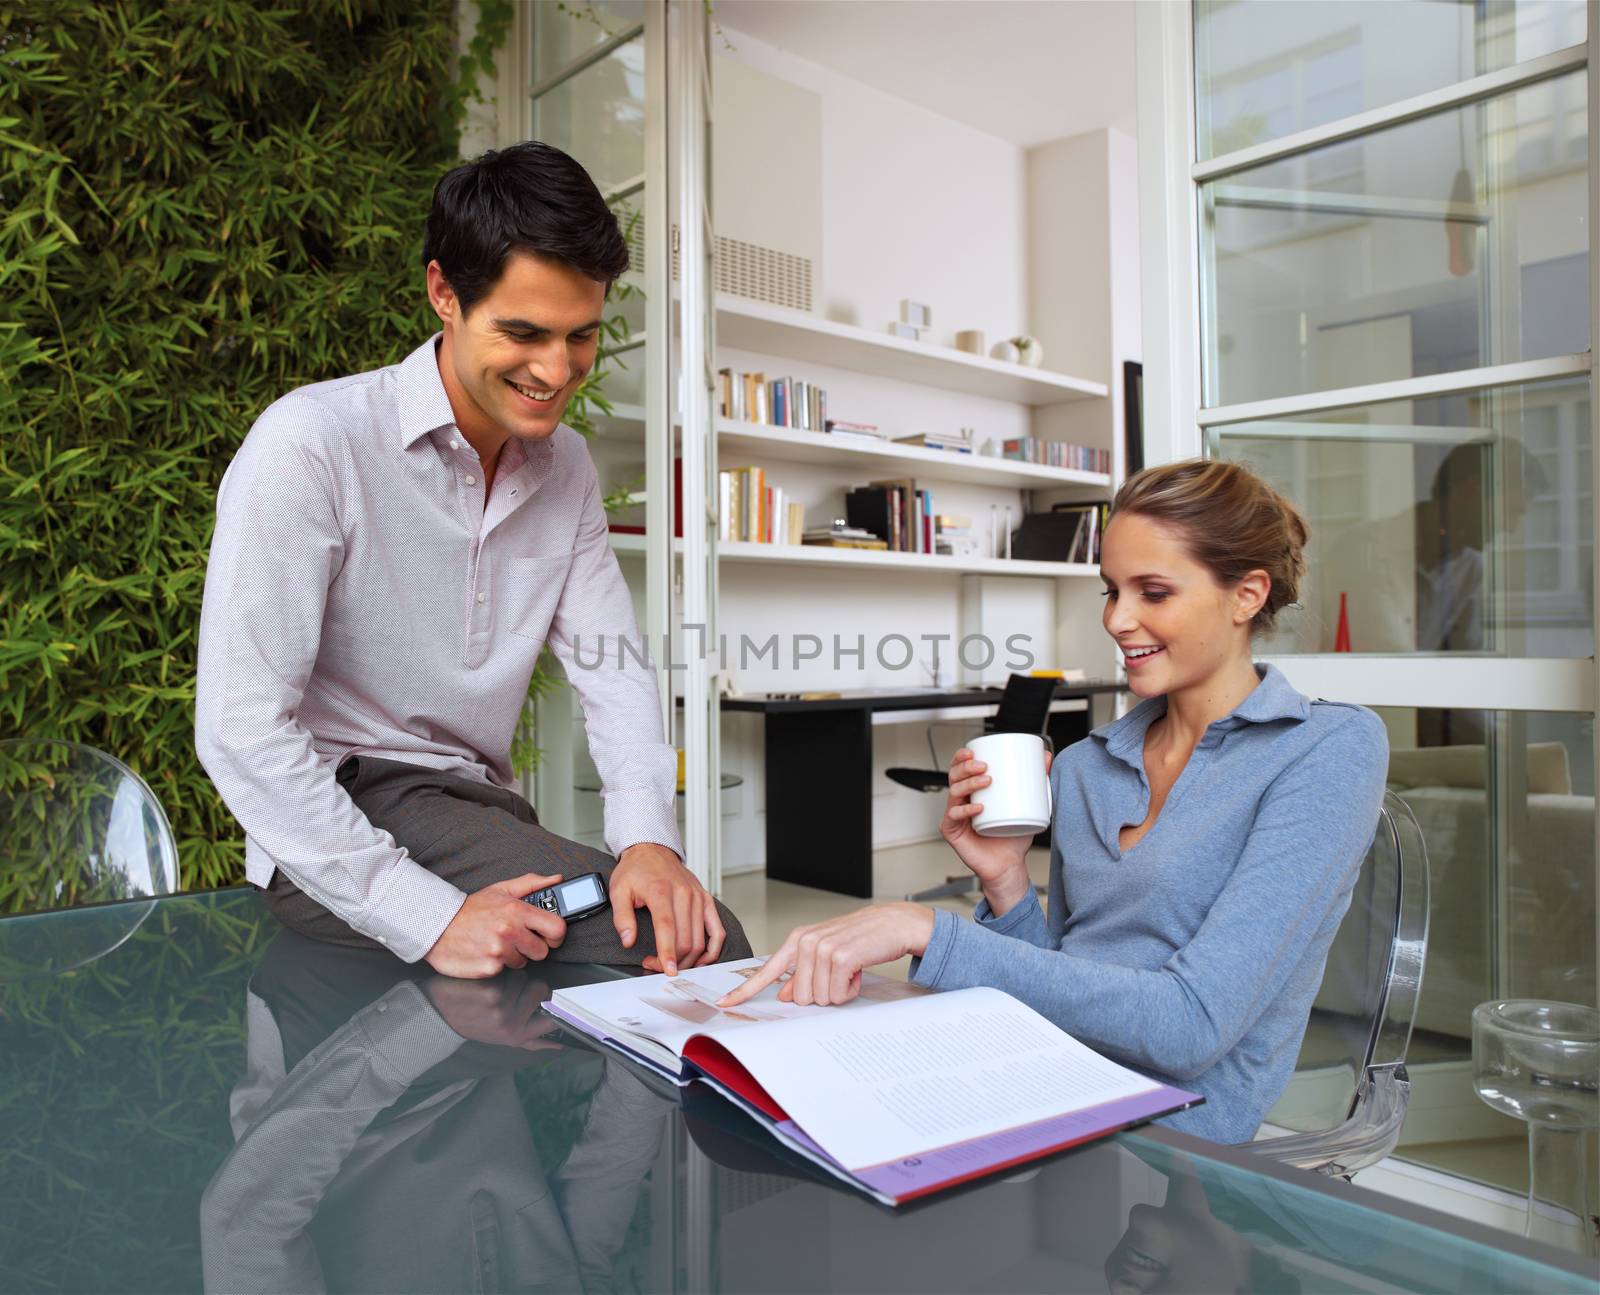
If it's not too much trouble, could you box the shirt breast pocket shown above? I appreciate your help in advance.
[506,554,574,640]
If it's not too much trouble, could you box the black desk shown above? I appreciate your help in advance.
[722,681,1127,896]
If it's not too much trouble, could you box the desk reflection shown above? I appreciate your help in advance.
[200,933,674,1294]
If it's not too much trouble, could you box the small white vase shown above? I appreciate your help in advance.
[990,340,1021,365]
[1014,336,1044,368]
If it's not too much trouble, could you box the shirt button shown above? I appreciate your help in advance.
[449,440,460,450]
[376,935,388,945]
[476,593,486,604]
[465,475,477,486]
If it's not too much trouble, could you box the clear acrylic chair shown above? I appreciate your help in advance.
[0,739,179,977]
[1241,790,1431,1179]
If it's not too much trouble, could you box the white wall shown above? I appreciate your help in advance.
[1028,126,1143,464]
[715,32,1029,346]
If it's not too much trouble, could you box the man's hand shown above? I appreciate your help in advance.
[422,973,562,1051]
[610,842,725,976]
[424,872,567,979]
[716,903,936,1008]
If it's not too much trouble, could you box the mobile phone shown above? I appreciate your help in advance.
[524,871,610,922]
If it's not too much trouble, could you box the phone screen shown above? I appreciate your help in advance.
[557,874,604,915]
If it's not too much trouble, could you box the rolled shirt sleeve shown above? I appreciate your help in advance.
[544,461,683,862]
[910,709,1388,1084]
[195,397,466,962]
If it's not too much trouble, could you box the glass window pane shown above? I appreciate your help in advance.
[1212,378,1594,657]
[1270,707,1595,1199]
[532,0,645,83]
[1203,73,1589,406]
[1195,0,1586,160]
[531,38,645,198]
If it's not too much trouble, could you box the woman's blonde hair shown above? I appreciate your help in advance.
[1111,458,1308,635]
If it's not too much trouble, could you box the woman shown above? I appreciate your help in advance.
[719,459,1389,1143]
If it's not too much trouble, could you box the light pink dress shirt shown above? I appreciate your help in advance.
[196,335,681,962]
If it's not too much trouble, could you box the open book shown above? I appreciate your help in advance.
[544,958,1201,1207]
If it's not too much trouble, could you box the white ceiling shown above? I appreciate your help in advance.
[713,0,1139,150]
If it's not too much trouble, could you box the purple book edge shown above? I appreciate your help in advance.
[844,1085,1201,1200]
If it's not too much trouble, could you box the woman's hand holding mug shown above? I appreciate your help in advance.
[940,738,1052,917]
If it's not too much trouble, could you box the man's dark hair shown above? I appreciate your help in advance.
[421,141,630,315]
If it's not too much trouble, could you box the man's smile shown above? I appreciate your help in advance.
[505,377,559,403]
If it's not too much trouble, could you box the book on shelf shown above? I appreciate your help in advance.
[803,522,888,550]
[543,959,1201,1208]
[718,466,804,545]
[868,478,926,553]
[802,535,890,550]
[1011,502,1110,564]
[824,419,890,443]
[720,368,829,432]
[934,512,979,558]
[997,438,1112,474]
[844,486,892,547]
[892,431,974,454]
[846,480,944,555]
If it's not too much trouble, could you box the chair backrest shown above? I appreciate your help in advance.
[1261,790,1431,1133]
[0,739,179,977]
[986,674,1058,738]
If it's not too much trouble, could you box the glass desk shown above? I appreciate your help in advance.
[1,889,1594,1293]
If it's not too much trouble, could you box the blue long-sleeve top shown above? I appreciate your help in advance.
[909,664,1389,1144]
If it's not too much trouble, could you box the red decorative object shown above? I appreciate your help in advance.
[1334,591,1352,653]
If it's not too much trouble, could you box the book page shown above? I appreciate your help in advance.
[709,986,1160,1171]
[551,957,926,1057]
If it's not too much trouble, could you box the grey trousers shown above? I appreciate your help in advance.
[261,754,752,965]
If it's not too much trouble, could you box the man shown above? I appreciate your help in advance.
[202,933,677,1292]
[196,141,749,977]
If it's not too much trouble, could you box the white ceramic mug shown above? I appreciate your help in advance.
[967,732,1053,837]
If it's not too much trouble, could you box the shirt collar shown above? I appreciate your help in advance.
[396,333,459,450]
[1092,663,1311,767]
[394,335,559,487]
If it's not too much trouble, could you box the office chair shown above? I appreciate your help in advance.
[0,739,178,978]
[890,673,1058,903]
[1241,790,1430,1179]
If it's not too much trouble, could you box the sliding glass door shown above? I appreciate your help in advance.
[522,1,721,890]
[1144,0,1596,1197]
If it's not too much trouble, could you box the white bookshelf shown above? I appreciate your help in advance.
[720,419,1108,488]
[719,540,1096,578]
[715,296,1107,406]
[608,530,1097,579]
[592,407,1110,491]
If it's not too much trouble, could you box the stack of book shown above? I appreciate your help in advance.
[893,430,974,454]
[998,438,1111,474]
[824,419,889,446]
[933,513,979,558]
[801,522,888,551]
[719,369,828,432]
[718,466,804,545]
[845,478,942,554]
